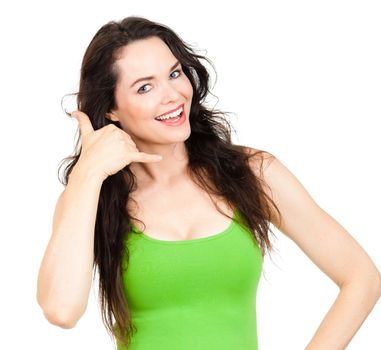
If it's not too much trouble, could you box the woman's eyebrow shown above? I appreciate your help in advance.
[130,60,180,88]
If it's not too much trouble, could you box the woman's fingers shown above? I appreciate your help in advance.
[130,151,163,163]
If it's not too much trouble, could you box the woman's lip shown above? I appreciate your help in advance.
[155,103,184,119]
[155,108,186,126]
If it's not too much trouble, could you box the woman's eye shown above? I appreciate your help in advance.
[137,84,151,94]
[137,69,182,94]
[170,69,181,78]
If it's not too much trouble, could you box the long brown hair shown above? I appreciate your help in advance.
[58,16,281,349]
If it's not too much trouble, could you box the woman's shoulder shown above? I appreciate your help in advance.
[240,145,277,179]
[242,146,294,192]
[241,145,318,229]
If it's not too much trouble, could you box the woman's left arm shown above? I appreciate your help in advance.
[250,150,381,350]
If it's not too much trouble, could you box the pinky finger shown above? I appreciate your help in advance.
[130,152,163,164]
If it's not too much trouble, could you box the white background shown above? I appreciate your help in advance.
[0,0,380,349]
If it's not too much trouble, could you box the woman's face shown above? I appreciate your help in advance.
[107,36,194,147]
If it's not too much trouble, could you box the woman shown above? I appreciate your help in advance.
[37,16,381,349]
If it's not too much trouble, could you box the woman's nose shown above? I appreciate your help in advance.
[161,82,181,102]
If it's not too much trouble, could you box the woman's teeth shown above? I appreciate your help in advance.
[155,106,183,121]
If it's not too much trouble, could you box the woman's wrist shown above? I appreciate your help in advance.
[69,160,105,187]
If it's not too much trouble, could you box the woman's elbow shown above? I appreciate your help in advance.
[37,298,84,329]
[45,310,78,329]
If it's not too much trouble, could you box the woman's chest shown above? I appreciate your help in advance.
[127,179,234,241]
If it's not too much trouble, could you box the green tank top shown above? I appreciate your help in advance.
[118,208,263,350]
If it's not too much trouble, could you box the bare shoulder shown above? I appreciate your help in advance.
[243,145,331,235]
[241,145,303,228]
[241,146,277,179]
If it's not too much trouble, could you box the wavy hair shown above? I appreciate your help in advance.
[58,16,281,349]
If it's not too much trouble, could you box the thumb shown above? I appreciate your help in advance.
[71,110,94,137]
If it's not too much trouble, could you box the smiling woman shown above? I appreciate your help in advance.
[105,37,194,141]
[36,15,381,350]
[37,16,278,349]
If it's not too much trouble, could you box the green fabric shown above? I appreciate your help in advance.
[118,208,263,349]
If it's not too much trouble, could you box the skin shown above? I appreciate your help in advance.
[106,36,194,188]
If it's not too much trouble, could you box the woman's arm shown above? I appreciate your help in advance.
[36,164,104,328]
[247,148,381,349]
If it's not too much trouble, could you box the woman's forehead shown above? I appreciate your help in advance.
[115,38,178,83]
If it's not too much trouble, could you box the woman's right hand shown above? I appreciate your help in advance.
[71,110,163,182]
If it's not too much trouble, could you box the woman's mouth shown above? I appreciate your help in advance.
[154,104,186,126]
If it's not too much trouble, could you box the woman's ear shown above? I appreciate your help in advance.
[105,111,119,122]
